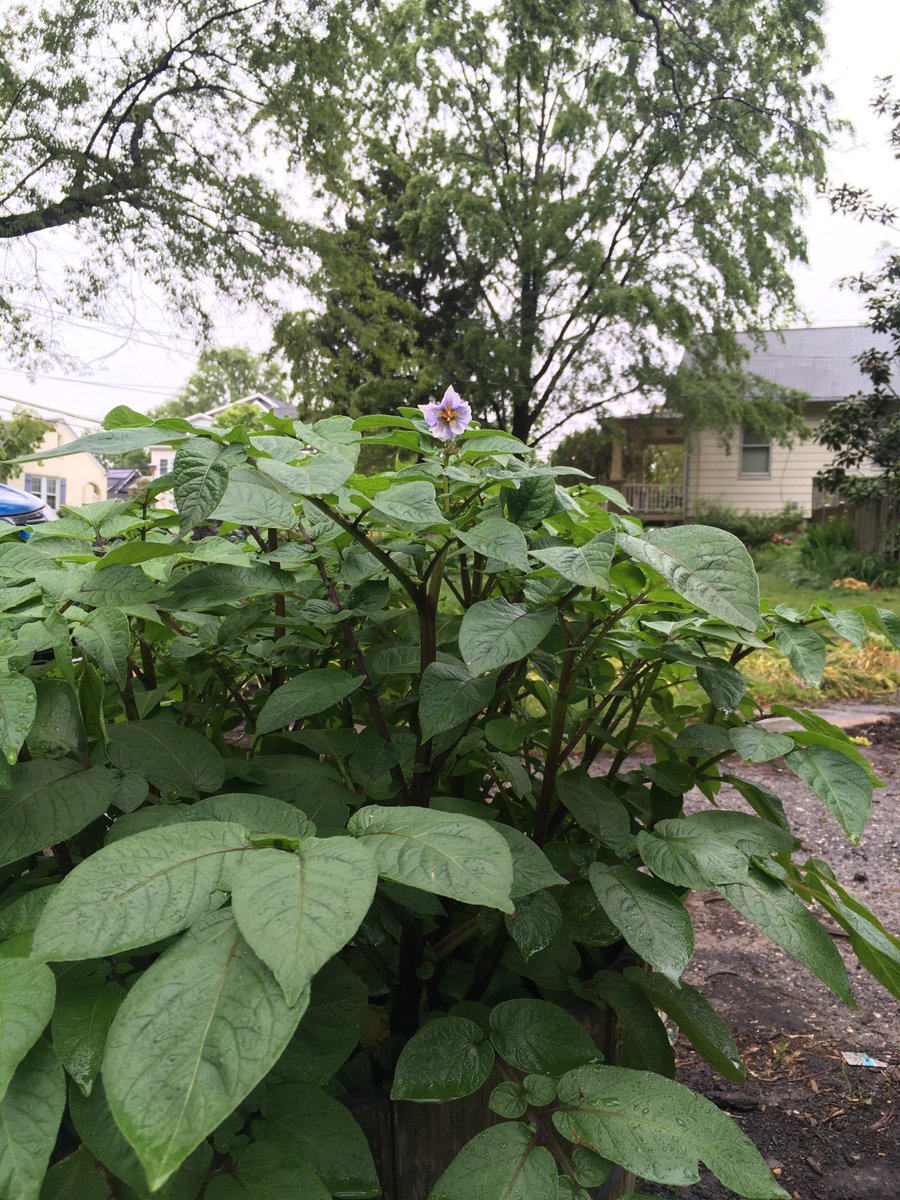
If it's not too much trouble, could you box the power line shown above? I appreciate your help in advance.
[0,366,174,395]
[0,393,103,427]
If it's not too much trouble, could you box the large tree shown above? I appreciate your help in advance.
[816,79,900,507]
[151,346,291,419]
[0,0,355,363]
[0,410,52,481]
[276,0,833,444]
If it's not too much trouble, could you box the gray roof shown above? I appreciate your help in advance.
[735,326,897,401]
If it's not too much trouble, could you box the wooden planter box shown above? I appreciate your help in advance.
[346,1004,636,1199]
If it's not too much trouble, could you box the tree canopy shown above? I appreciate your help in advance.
[816,78,900,506]
[276,0,833,443]
[0,0,355,363]
[151,347,291,420]
[0,409,52,481]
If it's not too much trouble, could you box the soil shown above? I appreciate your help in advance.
[637,705,900,1200]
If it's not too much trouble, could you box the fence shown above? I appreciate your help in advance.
[810,485,898,558]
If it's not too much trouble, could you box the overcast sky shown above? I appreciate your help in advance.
[1,0,898,433]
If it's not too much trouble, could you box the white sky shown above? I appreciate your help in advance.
[1,0,898,433]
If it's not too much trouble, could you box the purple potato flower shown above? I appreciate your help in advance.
[419,386,472,441]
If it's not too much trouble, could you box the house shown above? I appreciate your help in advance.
[106,467,146,501]
[610,326,895,521]
[145,392,296,480]
[5,420,107,511]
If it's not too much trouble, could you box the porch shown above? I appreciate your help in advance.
[608,414,687,523]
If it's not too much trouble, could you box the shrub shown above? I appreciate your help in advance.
[793,519,900,588]
[1,404,899,1199]
[690,501,805,548]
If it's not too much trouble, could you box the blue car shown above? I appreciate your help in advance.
[0,482,58,531]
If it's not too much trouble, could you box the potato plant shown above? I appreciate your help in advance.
[0,403,898,1200]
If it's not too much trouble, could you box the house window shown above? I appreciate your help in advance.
[25,474,65,509]
[158,457,169,475]
[739,430,771,477]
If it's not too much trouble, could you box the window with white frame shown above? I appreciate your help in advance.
[158,457,169,475]
[739,430,771,477]
[24,474,65,509]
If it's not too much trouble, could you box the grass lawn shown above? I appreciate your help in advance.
[756,569,900,618]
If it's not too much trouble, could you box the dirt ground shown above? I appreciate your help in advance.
[638,707,900,1200]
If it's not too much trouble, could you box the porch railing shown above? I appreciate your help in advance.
[618,482,684,515]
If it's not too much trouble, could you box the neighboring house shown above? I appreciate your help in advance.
[611,326,894,521]
[106,467,146,501]
[145,392,296,480]
[5,420,106,510]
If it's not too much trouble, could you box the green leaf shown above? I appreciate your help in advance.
[0,959,55,1101]
[191,793,313,842]
[458,599,555,675]
[27,680,85,756]
[686,809,798,855]
[205,1138,331,1200]
[623,968,744,1082]
[0,674,36,765]
[0,762,117,869]
[70,1081,212,1200]
[210,475,298,529]
[488,1082,527,1120]
[729,727,794,764]
[505,473,557,528]
[505,891,563,958]
[455,517,529,571]
[784,746,872,843]
[418,660,495,741]
[818,607,865,646]
[0,1041,65,1200]
[635,821,749,890]
[50,964,123,1097]
[231,838,377,1007]
[107,719,225,798]
[718,867,851,1003]
[96,541,181,569]
[696,659,746,713]
[256,670,363,736]
[787,729,880,782]
[554,1066,786,1197]
[491,825,566,898]
[273,959,368,1086]
[38,1146,108,1200]
[348,804,514,913]
[368,481,446,527]
[584,972,674,1077]
[589,864,694,983]
[489,999,598,1075]
[675,724,734,756]
[773,624,826,686]
[104,910,305,1191]
[856,603,900,648]
[530,533,614,589]
[33,822,250,960]
[620,526,760,630]
[173,439,237,534]
[556,770,632,853]
[428,1122,558,1200]
[257,1083,379,1197]
[804,864,900,1002]
[257,452,356,497]
[72,608,130,688]
[391,1016,494,1102]
[15,426,182,462]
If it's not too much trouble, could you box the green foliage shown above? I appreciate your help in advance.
[791,520,900,588]
[691,501,805,548]
[0,410,51,482]
[276,0,833,443]
[0,4,356,363]
[153,348,292,422]
[0,403,895,1199]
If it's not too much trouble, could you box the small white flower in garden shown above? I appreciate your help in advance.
[419,386,471,441]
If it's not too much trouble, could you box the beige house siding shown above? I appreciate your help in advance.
[687,412,833,517]
[5,422,106,509]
